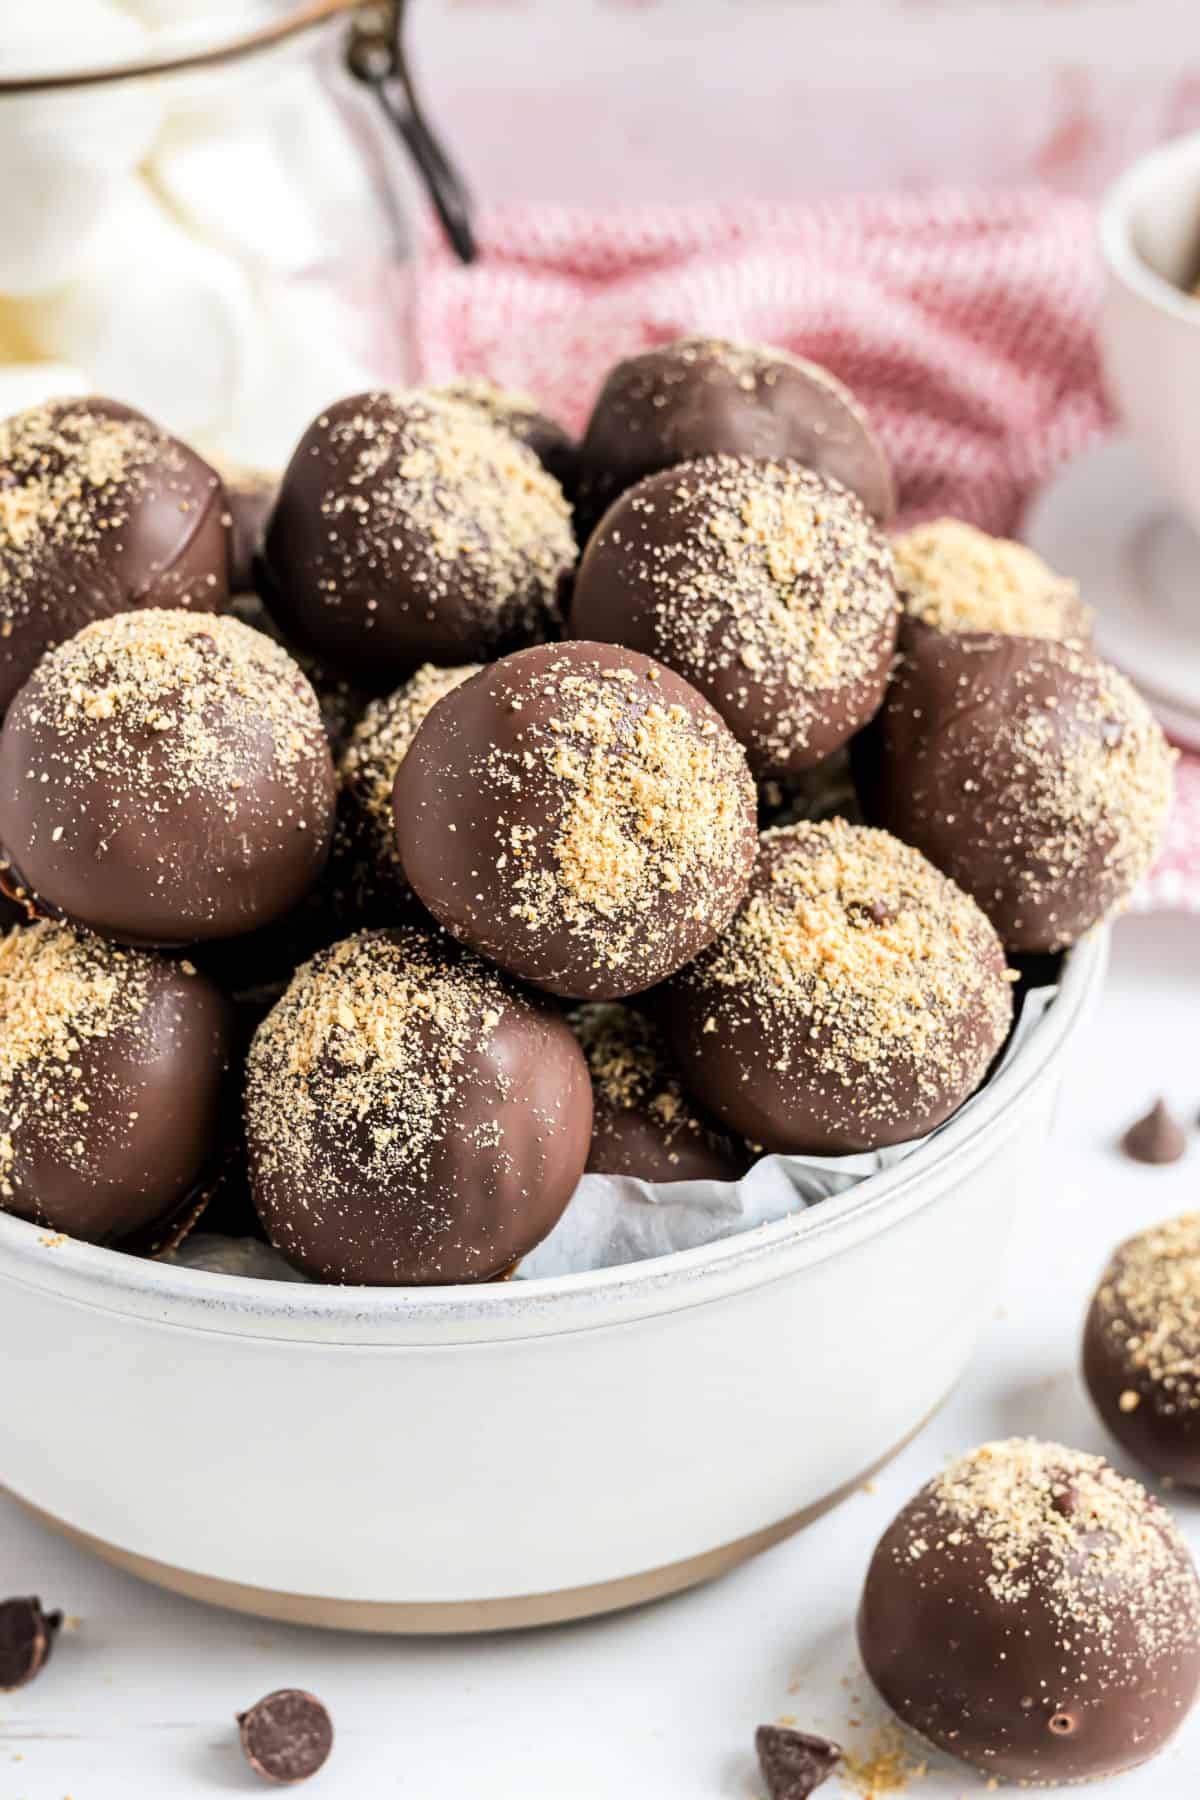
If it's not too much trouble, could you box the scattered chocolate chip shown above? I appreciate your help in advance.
[755,1725,843,1800]
[0,1597,62,1691]
[237,1689,333,1785]
[1121,1099,1187,1166]
[1049,1481,1080,1519]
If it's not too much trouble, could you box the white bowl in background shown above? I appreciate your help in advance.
[1100,132,1200,539]
[0,933,1107,1634]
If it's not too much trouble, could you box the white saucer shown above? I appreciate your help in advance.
[1024,436,1200,749]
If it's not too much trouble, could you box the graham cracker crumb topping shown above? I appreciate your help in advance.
[894,518,1088,640]
[1095,1215,1200,1417]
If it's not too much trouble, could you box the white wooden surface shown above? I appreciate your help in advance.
[1,910,1198,1799]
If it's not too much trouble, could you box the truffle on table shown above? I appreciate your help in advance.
[656,818,1013,1155]
[892,517,1091,641]
[862,630,1174,953]
[0,920,234,1246]
[335,661,480,919]
[858,1438,1200,1784]
[260,390,576,688]
[0,610,336,948]
[430,376,577,495]
[569,1002,748,1183]
[244,927,592,1284]
[1084,1214,1200,1486]
[393,642,758,1001]
[572,455,897,774]
[575,338,895,534]
[0,397,230,718]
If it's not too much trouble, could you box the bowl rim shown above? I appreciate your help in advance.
[0,928,1108,1343]
[1100,129,1200,324]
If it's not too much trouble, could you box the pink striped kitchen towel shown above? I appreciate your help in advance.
[414,190,1199,912]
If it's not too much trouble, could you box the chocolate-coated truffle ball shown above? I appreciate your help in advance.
[569,1002,748,1183]
[572,456,897,774]
[892,518,1090,641]
[335,661,480,918]
[0,610,336,947]
[432,376,577,495]
[858,1438,1200,1784]
[261,391,576,687]
[393,642,758,1000]
[657,819,1012,1154]
[576,338,894,534]
[1084,1215,1200,1487]
[0,920,234,1245]
[244,927,592,1284]
[864,631,1174,953]
[0,398,229,718]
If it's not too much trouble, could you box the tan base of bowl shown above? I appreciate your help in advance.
[6,1407,935,1635]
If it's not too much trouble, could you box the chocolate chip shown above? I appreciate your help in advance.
[1121,1098,1187,1166]
[848,898,895,928]
[0,1598,62,1691]
[1050,1482,1079,1519]
[755,1725,843,1800]
[237,1689,334,1785]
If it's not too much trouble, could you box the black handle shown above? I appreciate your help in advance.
[347,0,477,265]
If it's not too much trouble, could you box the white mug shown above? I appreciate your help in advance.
[1100,131,1200,536]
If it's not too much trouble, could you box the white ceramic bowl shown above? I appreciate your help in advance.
[1100,132,1200,537]
[0,933,1107,1634]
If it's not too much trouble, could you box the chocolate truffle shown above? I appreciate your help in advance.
[0,397,229,718]
[569,1002,748,1183]
[431,376,577,494]
[576,338,894,533]
[1084,1215,1200,1486]
[657,819,1012,1154]
[0,920,234,1245]
[244,927,592,1284]
[215,459,277,595]
[261,391,576,687]
[572,456,897,774]
[893,517,1090,641]
[0,610,336,947]
[393,642,758,1000]
[335,661,480,917]
[864,631,1174,953]
[858,1438,1200,1784]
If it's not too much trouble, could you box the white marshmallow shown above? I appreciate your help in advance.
[0,1,163,296]
[22,179,259,442]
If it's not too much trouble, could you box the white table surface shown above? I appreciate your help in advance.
[3,910,1199,1800]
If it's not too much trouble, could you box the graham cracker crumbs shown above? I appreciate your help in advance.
[432,375,546,431]
[841,1724,928,1796]
[0,921,150,1205]
[592,453,896,766]
[893,518,1088,640]
[476,652,754,978]
[15,607,326,817]
[569,1000,722,1157]
[906,1439,1200,1664]
[245,928,520,1274]
[316,390,574,643]
[337,661,479,892]
[1094,1216,1200,1419]
[681,819,1010,1120]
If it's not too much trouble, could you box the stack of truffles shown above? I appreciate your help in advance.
[0,341,1175,1285]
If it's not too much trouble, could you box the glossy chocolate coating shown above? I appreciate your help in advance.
[0,611,336,948]
[260,391,576,688]
[657,819,1012,1154]
[861,622,1175,953]
[0,921,234,1246]
[572,456,897,774]
[432,377,577,496]
[576,338,894,534]
[569,1002,749,1183]
[393,642,758,1000]
[858,1439,1200,1784]
[1084,1216,1200,1487]
[244,927,592,1284]
[0,397,229,718]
